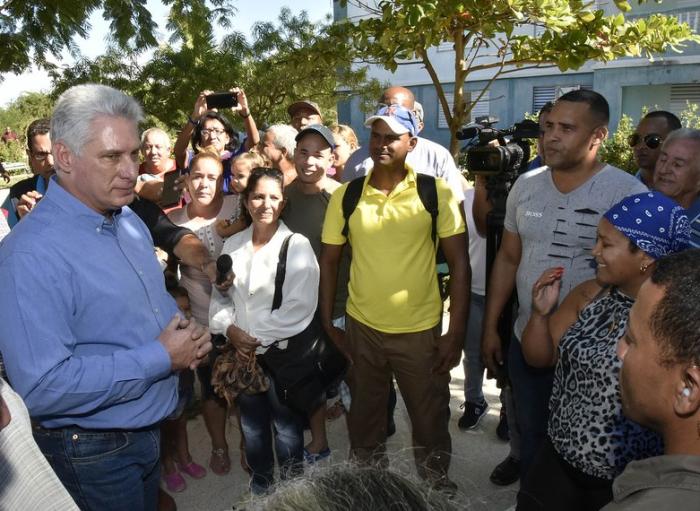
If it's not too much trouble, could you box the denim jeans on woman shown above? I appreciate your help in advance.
[32,425,160,511]
[237,373,304,495]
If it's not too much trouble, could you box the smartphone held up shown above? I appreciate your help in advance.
[205,92,238,110]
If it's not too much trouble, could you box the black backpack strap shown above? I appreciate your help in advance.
[271,234,295,312]
[415,173,438,247]
[341,177,366,239]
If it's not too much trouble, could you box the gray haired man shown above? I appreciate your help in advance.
[0,84,212,511]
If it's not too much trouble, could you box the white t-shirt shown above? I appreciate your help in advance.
[463,188,487,296]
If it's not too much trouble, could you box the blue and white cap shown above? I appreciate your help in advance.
[364,104,419,137]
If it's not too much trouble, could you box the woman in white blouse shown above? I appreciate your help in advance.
[209,167,319,495]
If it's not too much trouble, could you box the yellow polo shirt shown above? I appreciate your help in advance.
[322,165,465,333]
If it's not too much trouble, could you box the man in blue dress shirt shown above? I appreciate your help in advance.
[0,84,212,511]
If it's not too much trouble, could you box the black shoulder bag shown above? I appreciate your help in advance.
[259,234,349,414]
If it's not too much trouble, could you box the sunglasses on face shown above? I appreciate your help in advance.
[628,133,663,149]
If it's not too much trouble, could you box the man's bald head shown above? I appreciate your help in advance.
[382,87,415,110]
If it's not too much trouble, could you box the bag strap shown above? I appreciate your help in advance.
[271,234,295,312]
[415,173,438,248]
[341,176,366,238]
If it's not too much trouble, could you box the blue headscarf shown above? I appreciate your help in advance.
[604,192,690,259]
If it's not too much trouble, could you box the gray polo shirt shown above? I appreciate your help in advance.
[504,164,647,339]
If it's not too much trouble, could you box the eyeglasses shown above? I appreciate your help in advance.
[30,151,52,161]
[628,133,663,149]
[201,128,226,137]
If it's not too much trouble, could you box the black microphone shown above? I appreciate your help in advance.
[216,254,232,285]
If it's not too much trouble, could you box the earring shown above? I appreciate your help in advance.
[640,263,649,273]
[683,388,691,397]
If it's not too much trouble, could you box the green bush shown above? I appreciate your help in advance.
[0,140,28,171]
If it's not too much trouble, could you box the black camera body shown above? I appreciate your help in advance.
[459,116,539,180]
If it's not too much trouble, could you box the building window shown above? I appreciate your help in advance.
[675,10,699,33]
[670,83,700,114]
[438,91,490,128]
[532,85,592,113]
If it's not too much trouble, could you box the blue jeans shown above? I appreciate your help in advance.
[463,292,486,404]
[508,336,554,480]
[237,374,304,495]
[33,425,160,511]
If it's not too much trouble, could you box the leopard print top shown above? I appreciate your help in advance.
[548,287,663,480]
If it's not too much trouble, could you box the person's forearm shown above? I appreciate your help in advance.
[446,256,469,338]
[482,252,518,332]
[174,121,195,169]
[472,177,491,237]
[521,312,556,368]
[242,112,259,150]
[319,250,341,331]
[173,233,212,271]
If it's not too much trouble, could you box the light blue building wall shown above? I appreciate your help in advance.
[336,1,700,149]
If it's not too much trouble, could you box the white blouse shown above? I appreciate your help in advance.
[208,221,319,350]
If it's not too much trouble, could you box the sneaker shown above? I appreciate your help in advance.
[457,400,489,430]
[496,408,510,442]
[303,447,331,464]
[489,456,520,486]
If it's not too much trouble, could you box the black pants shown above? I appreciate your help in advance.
[517,437,613,511]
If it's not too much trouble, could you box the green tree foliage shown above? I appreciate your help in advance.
[49,6,380,132]
[334,0,700,157]
[0,0,160,74]
[0,92,53,163]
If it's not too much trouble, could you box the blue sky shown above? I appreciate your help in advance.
[0,0,332,106]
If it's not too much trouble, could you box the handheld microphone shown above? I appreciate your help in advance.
[216,254,232,285]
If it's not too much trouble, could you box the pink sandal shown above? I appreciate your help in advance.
[177,460,207,479]
[163,471,186,493]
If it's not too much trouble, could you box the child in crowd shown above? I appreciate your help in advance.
[215,151,267,238]
[160,287,207,493]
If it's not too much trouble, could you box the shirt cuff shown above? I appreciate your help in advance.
[127,342,173,382]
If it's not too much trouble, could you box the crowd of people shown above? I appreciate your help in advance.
[0,81,698,511]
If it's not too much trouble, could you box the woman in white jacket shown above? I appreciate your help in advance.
[210,167,318,495]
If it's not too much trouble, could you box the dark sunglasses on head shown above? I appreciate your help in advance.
[627,133,663,149]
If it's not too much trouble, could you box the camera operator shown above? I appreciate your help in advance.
[480,90,647,482]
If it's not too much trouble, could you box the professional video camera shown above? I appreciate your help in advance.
[458,116,540,179]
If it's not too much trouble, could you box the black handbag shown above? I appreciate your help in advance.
[259,234,349,414]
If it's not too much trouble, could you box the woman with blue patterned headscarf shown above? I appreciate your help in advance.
[517,192,690,511]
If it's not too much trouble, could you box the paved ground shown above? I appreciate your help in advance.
[170,357,519,511]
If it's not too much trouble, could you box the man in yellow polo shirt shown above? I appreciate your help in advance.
[319,104,470,490]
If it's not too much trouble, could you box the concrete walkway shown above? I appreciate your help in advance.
[170,357,519,510]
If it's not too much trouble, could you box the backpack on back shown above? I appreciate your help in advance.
[341,173,446,264]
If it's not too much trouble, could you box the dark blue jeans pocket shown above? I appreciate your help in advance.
[66,430,130,463]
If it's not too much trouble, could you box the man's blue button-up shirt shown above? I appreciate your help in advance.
[0,177,178,428]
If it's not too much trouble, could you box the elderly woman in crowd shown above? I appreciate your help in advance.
[210,167,318,495]
[167,150,242,476]
[519,191,690,510]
